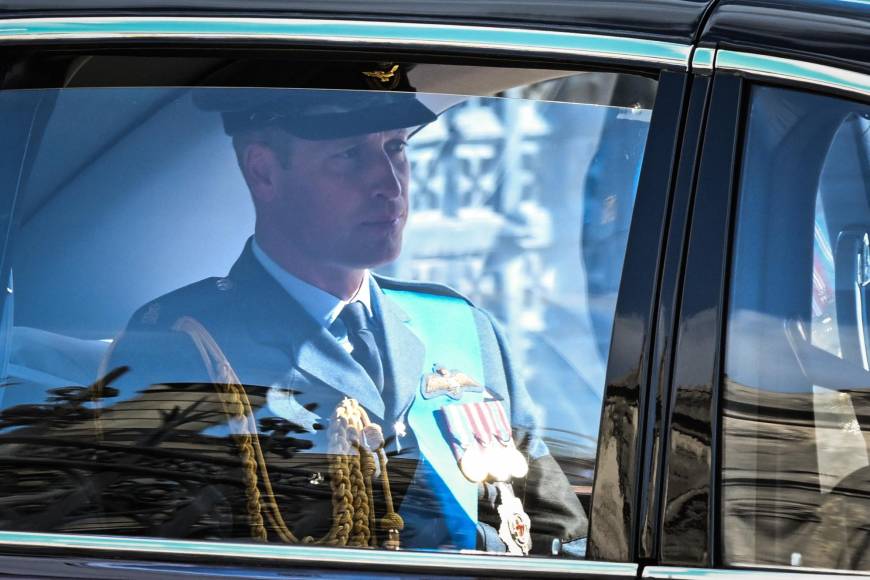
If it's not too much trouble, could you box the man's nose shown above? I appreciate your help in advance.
[368,150,403,200]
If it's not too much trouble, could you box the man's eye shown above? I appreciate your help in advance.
[335,147,361,160]
[386,140,407,155]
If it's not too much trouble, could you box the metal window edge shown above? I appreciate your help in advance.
[0,16,690,70]
[643,565,870,579]
[714,49,870,101]
[690,46,715,75]
[0,531,637,577]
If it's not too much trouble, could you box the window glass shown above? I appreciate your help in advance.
[724,85,870,571]
[0,60,654,558]
[811,202,840,357]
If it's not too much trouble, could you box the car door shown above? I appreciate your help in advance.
[643,1,870,578]
[0,7,700,579]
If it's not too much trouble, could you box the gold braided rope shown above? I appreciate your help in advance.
[173,316,404,548]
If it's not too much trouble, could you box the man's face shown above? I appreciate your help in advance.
[260,128,412,271]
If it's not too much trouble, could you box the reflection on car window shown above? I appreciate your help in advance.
[811,202,840,357]
[725,85,870,571]
[0,62,653,558]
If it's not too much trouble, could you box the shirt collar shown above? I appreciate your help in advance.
[251,238,373,328]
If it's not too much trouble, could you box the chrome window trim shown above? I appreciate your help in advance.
[0,531,636,577]
[643,565,870,579]
[715,49,870,101]
[0,16,690,69]
[690,47,715,75]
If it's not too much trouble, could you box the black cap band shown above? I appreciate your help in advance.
[212,89,437,139]
[192,61,436,138]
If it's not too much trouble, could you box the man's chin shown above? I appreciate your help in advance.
[349,243,403,271]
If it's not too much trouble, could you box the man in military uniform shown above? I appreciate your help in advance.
[104,60,588,556]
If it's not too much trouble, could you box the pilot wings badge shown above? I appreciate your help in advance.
[423,364,483,400]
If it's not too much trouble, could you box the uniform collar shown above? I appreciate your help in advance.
[251,238,373,328]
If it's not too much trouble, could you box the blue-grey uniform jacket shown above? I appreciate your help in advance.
[104,239,588,553]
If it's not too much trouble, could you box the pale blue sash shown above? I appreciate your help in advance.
[382,288,485,549]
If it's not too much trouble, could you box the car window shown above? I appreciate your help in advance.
[0,59,655,559]
[724,85,870,571]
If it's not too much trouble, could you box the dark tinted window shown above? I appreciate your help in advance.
[724,85,870,571]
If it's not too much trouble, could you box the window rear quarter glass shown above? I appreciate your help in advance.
[724,84,870,572]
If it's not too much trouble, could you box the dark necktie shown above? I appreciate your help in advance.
[338,301,384,393]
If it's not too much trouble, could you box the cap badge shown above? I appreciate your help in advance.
[362,64,401,89]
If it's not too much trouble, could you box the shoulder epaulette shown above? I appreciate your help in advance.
[133,276,236,327]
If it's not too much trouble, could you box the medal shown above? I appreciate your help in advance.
[441,396,529,484]
[495,482,532,556]
[444,404,483,482]
[459,445,488,483]
[482,399,526,480]
[487,444,512,482]
[507,446,529,479]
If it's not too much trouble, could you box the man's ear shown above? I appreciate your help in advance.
[242,142,281,203]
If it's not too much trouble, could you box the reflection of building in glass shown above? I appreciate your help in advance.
[381,84,652,486]
[0,378,421,541]
[723,380,870,570]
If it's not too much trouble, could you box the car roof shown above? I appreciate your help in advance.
[0,0,868,76]
[700,0,870,78]
[0,0,714,44]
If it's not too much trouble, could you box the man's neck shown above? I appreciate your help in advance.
[253,234,364,300]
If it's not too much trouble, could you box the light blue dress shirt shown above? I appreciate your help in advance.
[250,238,373,350]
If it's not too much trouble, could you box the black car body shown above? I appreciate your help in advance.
[0,0,868,578]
